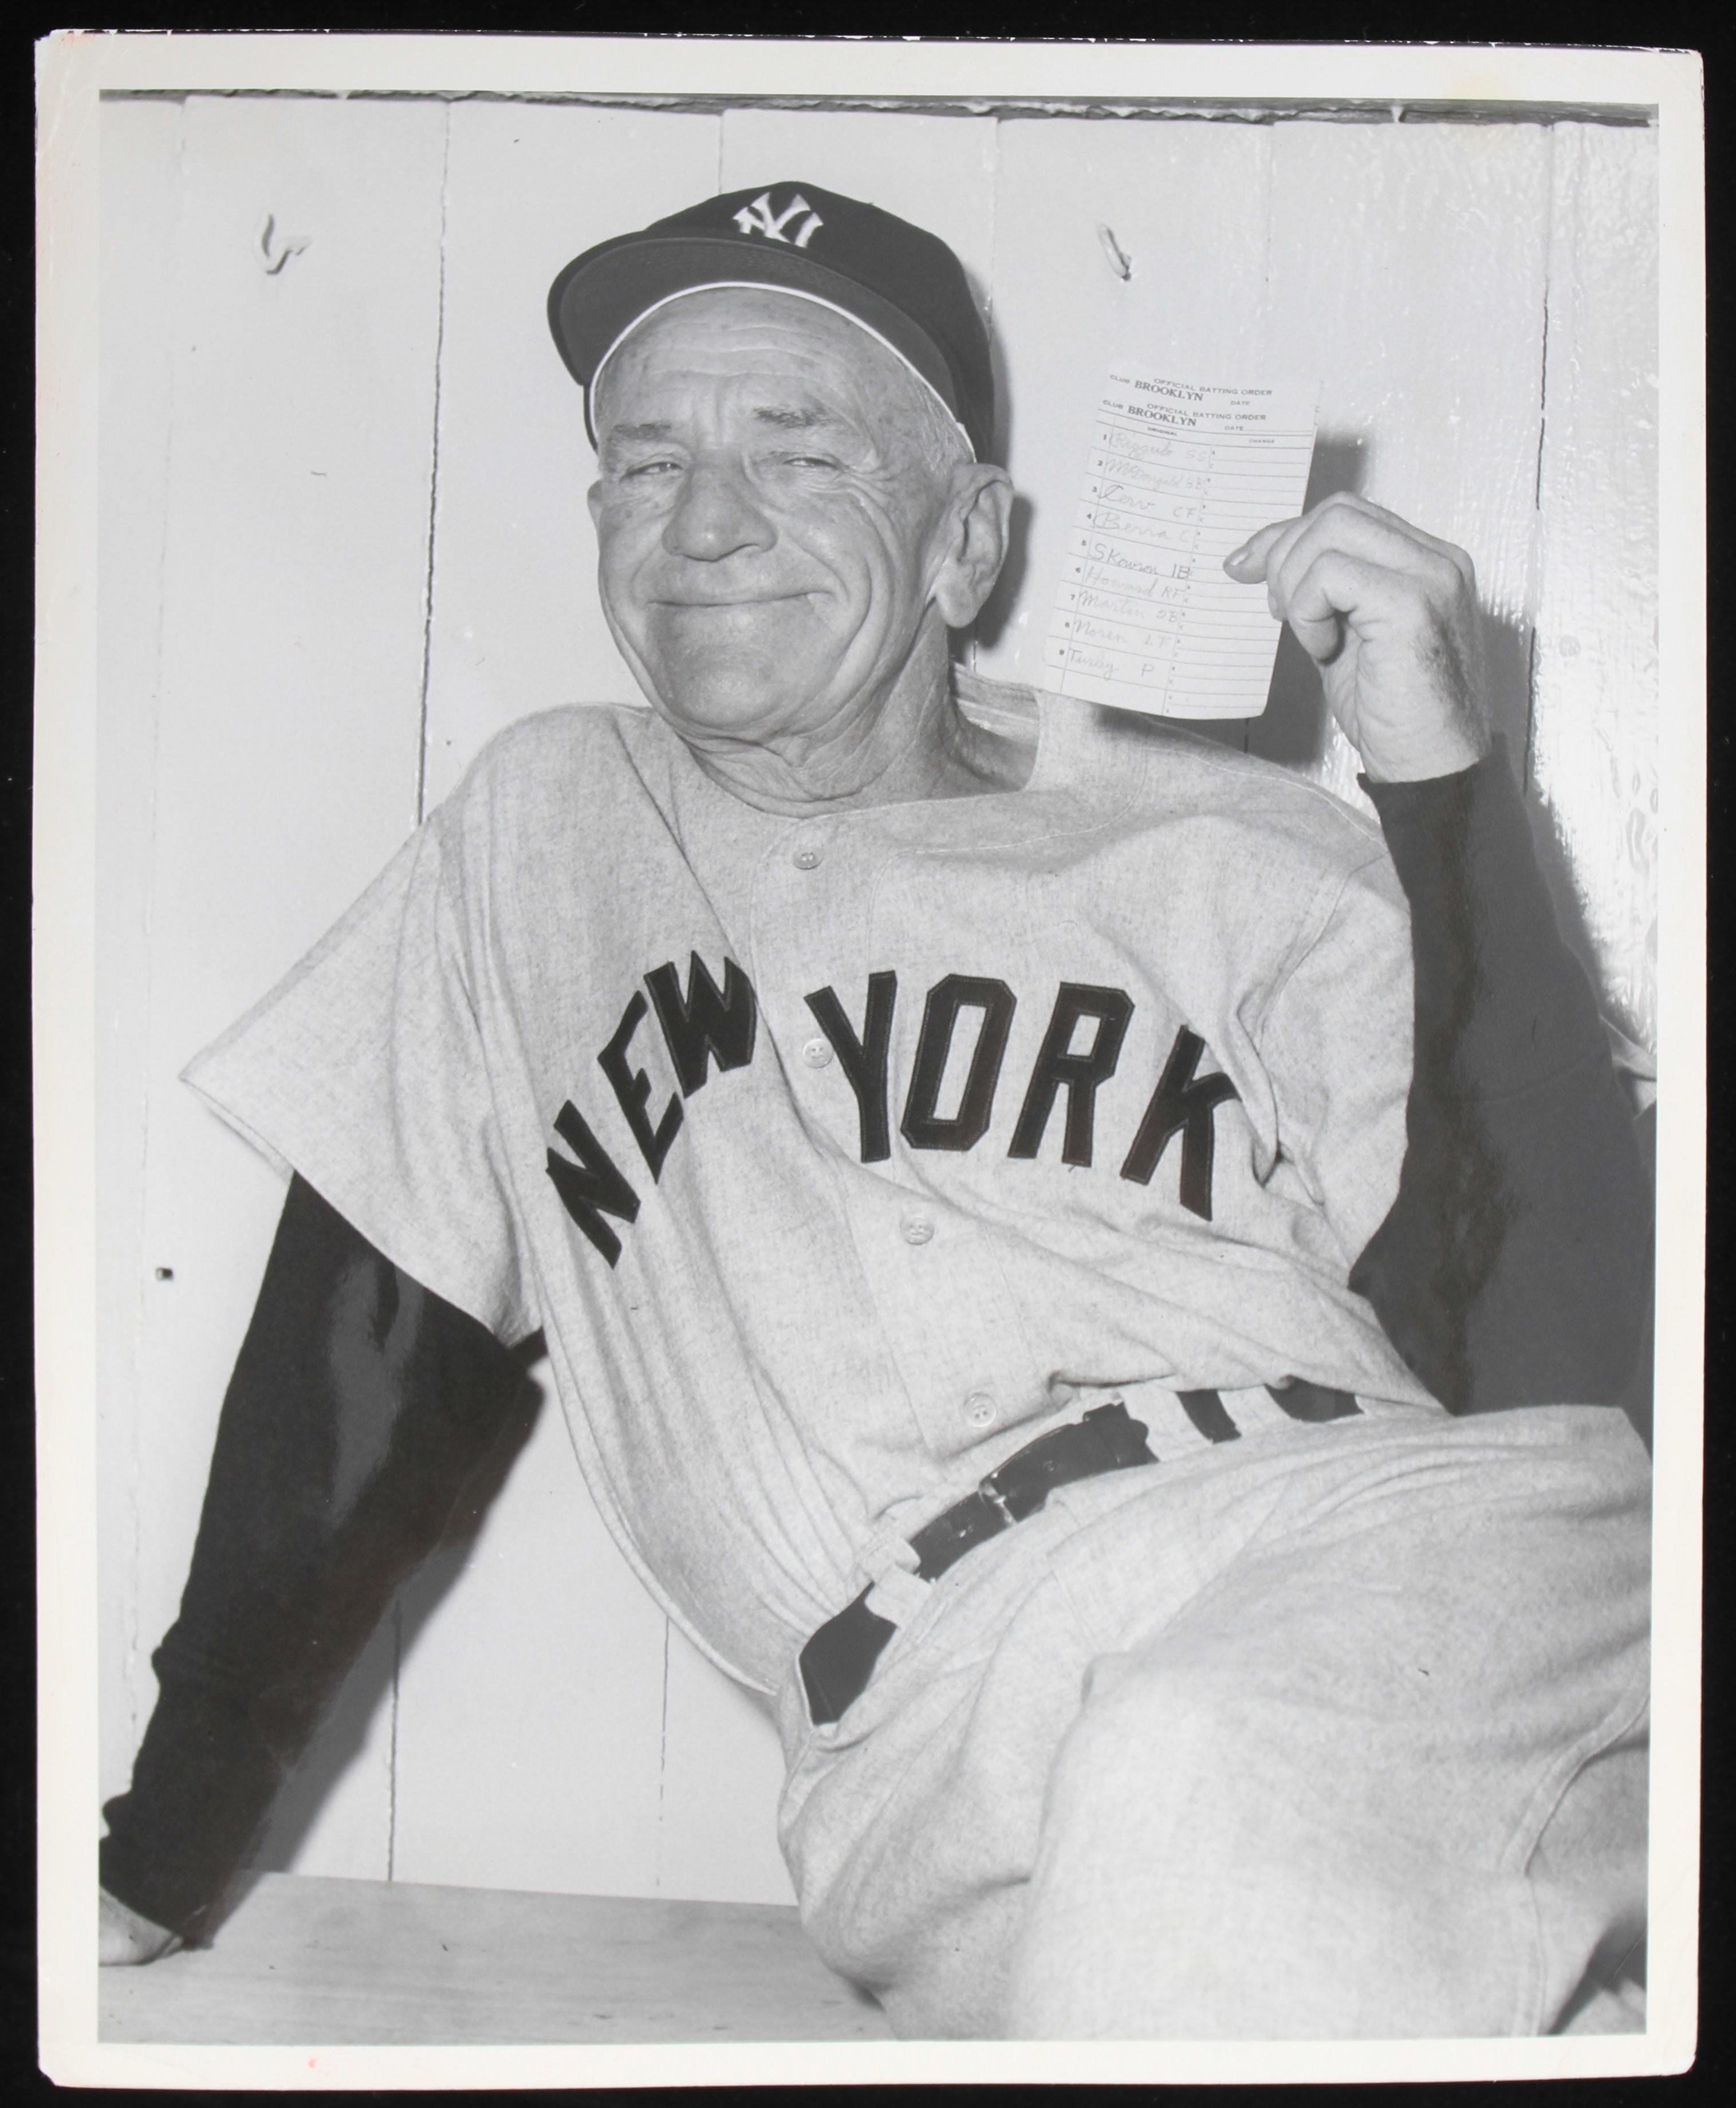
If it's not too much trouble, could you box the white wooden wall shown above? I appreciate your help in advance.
[98,95,1659,1909]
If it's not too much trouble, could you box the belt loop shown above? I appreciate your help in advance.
[863,1563,930,1628]
[854,1519,922,1591]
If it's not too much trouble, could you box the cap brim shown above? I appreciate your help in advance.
[549,233,967,447]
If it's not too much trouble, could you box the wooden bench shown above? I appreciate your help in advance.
[100,1872,894,2044]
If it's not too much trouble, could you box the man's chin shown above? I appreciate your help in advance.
[640,658,833,745]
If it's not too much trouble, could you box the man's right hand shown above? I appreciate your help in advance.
[1223,493,1492,785]
[99,1886,180,1967]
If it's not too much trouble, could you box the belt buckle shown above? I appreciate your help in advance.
[977,1474,1017,1528]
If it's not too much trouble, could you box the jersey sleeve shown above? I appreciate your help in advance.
[182,813,537,1345]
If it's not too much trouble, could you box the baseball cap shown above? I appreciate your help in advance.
[547,181,995,460]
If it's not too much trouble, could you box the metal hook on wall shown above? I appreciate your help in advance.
[256,212,312,275]
[1096,223,1133,282]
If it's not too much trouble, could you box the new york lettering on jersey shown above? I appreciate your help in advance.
[545,951,1241,1267]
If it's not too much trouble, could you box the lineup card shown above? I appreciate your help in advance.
[1044,366,1319,719]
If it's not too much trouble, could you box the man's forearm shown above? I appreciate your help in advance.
[100,1175,525,1942]
[1350,747,1652,1415]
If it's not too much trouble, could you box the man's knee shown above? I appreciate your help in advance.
[1040,1644,1284,1870]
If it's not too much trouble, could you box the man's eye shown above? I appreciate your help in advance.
[780,453,841,472]
[620,459,682,480]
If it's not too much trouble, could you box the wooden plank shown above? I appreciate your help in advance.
[418,102,722,810]
[1258,120,1553,806]
[1529,124,1659,1050]
[99,1872,892,2044]
[656,1626,794,1906]
[124,93,450,1882]
[973,117,1274,698]
[398,101,724,1903]
[388,1365,671,1900]
[96,92,184,1810]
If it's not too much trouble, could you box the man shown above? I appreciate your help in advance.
[99,183,1652,2039]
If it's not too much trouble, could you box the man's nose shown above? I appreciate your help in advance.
[661,457,775,562]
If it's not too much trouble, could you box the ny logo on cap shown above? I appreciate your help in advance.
[732,190,824,249]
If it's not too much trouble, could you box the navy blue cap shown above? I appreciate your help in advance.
[548,182,995,460]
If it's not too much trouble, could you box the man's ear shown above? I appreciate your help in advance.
[587,481,604,528]
[931,465,1014,630]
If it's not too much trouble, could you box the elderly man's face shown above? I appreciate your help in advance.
[588,289,983,750]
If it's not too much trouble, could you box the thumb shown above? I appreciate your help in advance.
[1222,519,1294,581]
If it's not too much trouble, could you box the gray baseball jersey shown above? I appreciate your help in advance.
[185,668,1443,1696]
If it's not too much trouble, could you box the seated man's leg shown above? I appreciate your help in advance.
[1003,1405,1651,2039]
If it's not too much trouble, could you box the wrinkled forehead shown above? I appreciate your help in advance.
[591,284,970,448]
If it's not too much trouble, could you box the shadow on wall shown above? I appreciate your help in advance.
[241,1353,552,1896]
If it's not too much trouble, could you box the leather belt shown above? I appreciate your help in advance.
[798,1381,1360,1727]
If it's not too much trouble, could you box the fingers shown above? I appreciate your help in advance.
[99,1887,181,1966]
[1224,497,1477,675]
[1269,508,1470,643]
[1289,491,1476,588]
[1280,549,1406,663]
[1282,546,1482,686]
[1224,491,1476,598]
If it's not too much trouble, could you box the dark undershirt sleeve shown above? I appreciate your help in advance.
[100,1174,526,1942]
[1349,744,1653,1416]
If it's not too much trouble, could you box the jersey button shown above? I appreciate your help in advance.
[900,1209,935,1246]
[965,1391,999,1429]
[801,1037,834,1068]
[792,844,822,870]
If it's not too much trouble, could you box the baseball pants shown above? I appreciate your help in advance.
[773,1402,1652,2039]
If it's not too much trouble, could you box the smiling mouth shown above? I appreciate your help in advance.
[655,593,812,610]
